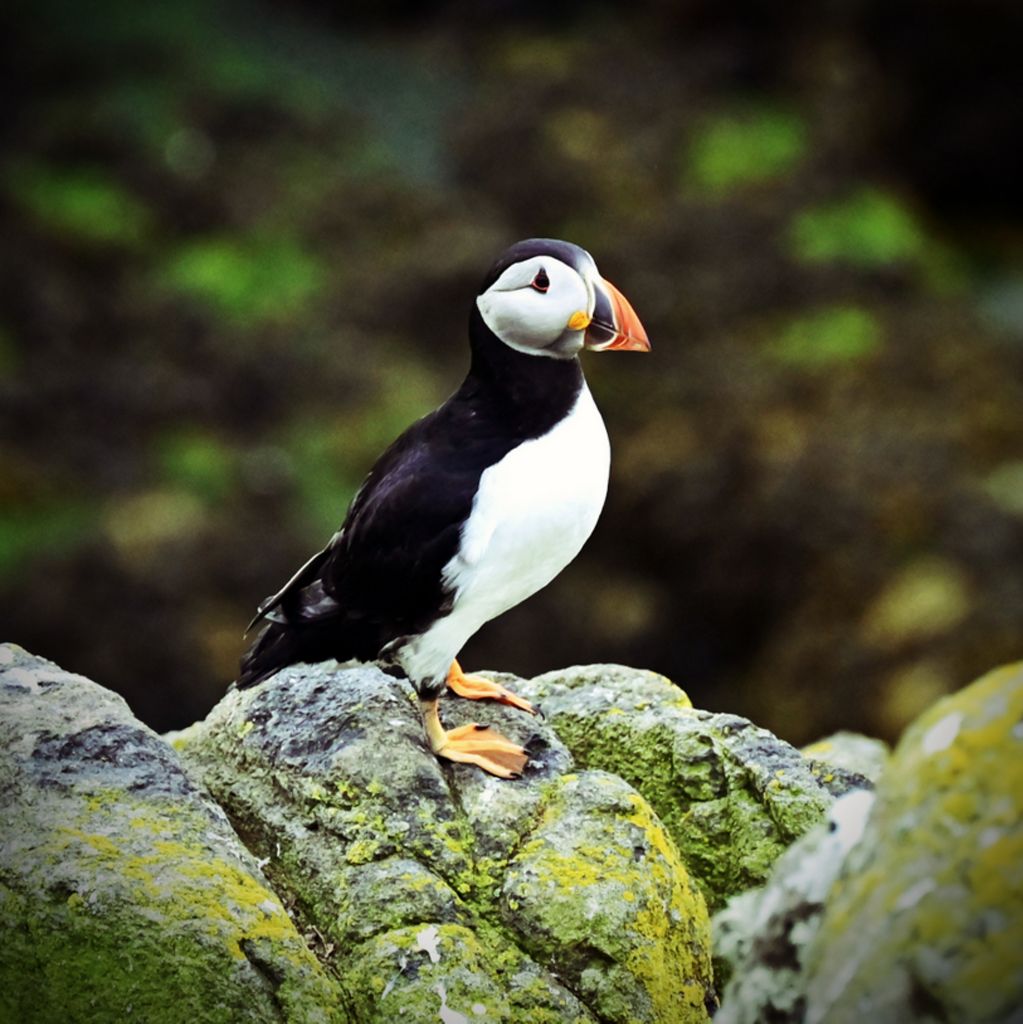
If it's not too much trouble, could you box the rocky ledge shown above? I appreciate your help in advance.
[1,643,1020,1023]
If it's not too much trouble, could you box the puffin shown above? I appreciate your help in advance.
[238,238,649,778]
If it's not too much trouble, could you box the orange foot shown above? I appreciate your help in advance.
[420,697,527,780]
[446,659,536,715]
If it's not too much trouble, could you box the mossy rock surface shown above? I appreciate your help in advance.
[803,662,1023,1024]
[0,643,344,1024]
[177,659,716,1023]
[515,665,869,909]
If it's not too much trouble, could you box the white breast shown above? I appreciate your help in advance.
[398,384,610,686]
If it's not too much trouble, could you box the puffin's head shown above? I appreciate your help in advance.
[476,238,650,359]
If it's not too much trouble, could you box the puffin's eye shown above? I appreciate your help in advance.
[530,268,550,293]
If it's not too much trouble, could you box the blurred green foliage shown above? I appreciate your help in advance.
[160,238,326,326]
[789,188,926,268]
[861,557,972,650]
[285,419,364,539]
[8,165,153,247]
[0,327,18,377]
[767,306,882,369]
[157,431,238,507]
[688,108,808,195]
[981,462,1023,519]
[286,367,441,536]
[0,504,97,581]
[2,0,1022,744]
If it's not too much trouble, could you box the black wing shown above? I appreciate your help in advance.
[238,390,518,686]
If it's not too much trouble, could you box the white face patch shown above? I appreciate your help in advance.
[476,255,593,357]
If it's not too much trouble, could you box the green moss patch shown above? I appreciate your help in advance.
[518,665,848,910]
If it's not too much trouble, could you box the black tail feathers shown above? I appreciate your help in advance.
[237,621,292,689]
[236,620,337,689]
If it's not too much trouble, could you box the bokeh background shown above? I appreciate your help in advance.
[3,0,1022,745]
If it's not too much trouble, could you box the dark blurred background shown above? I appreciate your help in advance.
[2,0,1022,745]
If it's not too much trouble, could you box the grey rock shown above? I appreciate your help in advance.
[801,730,890,784]
[803,662,1023,1024]
[712,661,1023,1024]
[515,664,871,908]
[0,643,344,1024]
[176,658,716,1023]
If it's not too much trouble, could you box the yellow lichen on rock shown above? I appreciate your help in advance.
[501,771,714,1023]
[804,662,1023,1024]
[0,644,345,1024]
[517,664,862,910]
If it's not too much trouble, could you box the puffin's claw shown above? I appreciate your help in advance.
[446,659,536,715]
[435,723,527,779]
[420,696,527,779]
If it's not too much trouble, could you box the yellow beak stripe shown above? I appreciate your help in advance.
[567,310,591,331]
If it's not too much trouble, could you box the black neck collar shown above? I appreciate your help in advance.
[465,305,584,429]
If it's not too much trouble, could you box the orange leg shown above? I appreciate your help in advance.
[420,697,527,780]
[446,659,536,715]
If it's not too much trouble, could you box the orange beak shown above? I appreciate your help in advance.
[584,277,651,352]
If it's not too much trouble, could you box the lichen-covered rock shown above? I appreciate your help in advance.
[176,659,715,1023]
[801,730,890,783]
[0,643,344,1024]
[516,664,870,908]
[711,789,876,1022]
[503,772,715,1023]
[802,662,1023,1024]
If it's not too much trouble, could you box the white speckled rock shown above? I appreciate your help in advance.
[712,789,875,1023]
[712,661,1023,1024]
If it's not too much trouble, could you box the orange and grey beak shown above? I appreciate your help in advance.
[584,278,651,352]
